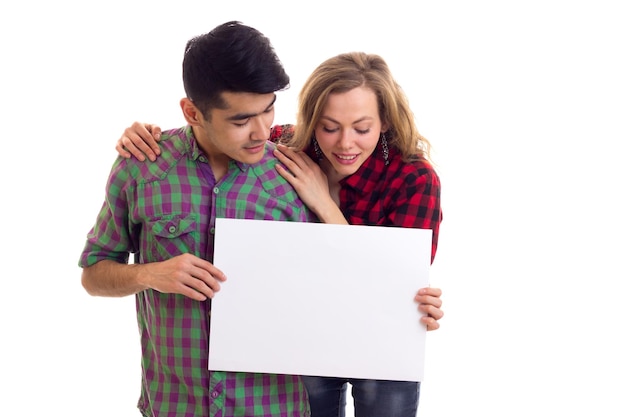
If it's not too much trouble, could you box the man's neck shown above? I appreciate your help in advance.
[207,154,229,182]
[192,126,230,182]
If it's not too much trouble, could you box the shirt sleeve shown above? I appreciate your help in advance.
[388,165,442,263]
[78,158,138,267]
[269,124,295,144]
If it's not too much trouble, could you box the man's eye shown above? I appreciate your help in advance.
[235,120,250,127]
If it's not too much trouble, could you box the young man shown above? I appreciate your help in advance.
[78,21,312,416]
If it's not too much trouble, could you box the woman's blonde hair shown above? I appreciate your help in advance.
[289,52,432,162]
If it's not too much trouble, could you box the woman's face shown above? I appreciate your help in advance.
[314,86,386,180]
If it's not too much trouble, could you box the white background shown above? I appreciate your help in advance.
[1,1,625,416]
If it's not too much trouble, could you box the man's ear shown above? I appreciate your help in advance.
[180,98,203,125]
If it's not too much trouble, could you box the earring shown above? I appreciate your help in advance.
[381,132,389,166]
[313,137,323,161]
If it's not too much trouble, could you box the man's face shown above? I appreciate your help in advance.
[197,91,276,165]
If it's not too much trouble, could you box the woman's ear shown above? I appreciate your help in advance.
[180,98,203,125]
[381,120,390,134]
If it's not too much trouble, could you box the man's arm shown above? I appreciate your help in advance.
[82,254,227,301]
[81,260,148,297]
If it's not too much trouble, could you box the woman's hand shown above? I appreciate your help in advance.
[415,287,444,331]
[274,144,347,224]
[116,122,162,161]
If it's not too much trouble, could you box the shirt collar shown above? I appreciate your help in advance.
[184,125,255,173]
[341,141,392,193]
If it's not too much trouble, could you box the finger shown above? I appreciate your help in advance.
[150,125,162,142]
[119,136,146,161]
[124,129,157,161]
[173,266,219,300]
[414,289,442,306]
[422,315,440,331]
[419,303,444,320]
[294,150,317,169]
[115,141,133,159]
[275,163,295,179]
[275,163,301,189]
[417,287,442,297]
[276,148,317,179]
[144,124,162,155]
[193,258,227,283]
[189,257,227,288]
[186,276,218,300]
[274,146,301,168]
[177,281,211,301]
[415,295,443,309]
[275,143,305,161]
[273,149,302,178]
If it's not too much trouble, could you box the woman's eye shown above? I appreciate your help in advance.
[356,129,370,134]
[322,126,338,133]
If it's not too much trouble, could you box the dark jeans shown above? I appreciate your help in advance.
[302,376,420,417]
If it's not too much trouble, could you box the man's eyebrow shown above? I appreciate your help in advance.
[226,94,277,121]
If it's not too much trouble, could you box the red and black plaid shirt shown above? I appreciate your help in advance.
[271,124,442,263]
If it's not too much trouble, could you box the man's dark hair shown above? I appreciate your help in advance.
[182,21,290,116]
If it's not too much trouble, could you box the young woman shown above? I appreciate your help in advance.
[117,52,444,417]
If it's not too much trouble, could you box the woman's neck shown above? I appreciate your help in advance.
[320,159,343,206]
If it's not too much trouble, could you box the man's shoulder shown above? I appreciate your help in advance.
[159,126,193,157]
[250,141,280,176]
[246,143,300,195]
[122,126,191,183]
[242,143,311,219]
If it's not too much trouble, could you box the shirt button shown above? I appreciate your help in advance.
[213,187,219,194]
[211,391,219,399]
[168,225,176,233]
[199,156,207,163]
[210,227,215,235]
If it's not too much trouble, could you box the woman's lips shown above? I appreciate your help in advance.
[333,153,358,165]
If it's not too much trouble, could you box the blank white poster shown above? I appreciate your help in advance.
[210,218,432,382]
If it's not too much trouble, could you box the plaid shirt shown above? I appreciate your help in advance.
[273,124,442,262]
[79,126,311,417]
[338,144,441,263]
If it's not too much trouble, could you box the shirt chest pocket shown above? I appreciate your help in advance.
[146,214,199,261]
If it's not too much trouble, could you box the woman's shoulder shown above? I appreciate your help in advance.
[391,153,440,184]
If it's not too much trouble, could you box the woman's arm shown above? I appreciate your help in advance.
[391,164,444,330]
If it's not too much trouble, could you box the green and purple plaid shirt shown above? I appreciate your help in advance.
[79,126,312,417]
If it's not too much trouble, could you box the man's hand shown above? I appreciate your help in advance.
[139,253,227,301]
